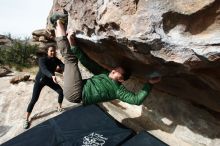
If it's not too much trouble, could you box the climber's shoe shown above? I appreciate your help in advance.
[50,11,68,28]
[149,71,161,79]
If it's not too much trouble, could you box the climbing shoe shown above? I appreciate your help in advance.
[50,11,68,28]
[149,71,161,79]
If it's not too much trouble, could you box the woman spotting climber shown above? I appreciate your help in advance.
[24,45,64,129]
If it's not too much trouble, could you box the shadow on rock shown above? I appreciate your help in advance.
[121,90,220,140]
[0,126,11,137]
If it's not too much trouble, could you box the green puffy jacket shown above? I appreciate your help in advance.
[71,46,152,105]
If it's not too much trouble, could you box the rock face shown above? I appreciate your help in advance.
[47,0,220,145]
[0,35,12,46]
[49,0,220,112]
[0,66,11,77]
[29,29,56,56]
[10,74,30,84]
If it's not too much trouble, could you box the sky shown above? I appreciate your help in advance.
[0,0,53,39]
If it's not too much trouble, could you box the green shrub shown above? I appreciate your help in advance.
[0,37,38,70]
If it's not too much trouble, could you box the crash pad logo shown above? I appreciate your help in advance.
[82,132,108,146]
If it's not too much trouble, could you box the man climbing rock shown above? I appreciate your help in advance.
[50,11,161,106]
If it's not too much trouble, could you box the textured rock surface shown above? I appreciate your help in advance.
[0,35,12,46]
[48,0,220,113]
[9,74,30,84]
[0,66,11,77]
[29,29,56,56]
[100,79,220,146]
[46,0,220,145]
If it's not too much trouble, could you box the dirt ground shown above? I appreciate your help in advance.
[0,72,79,144]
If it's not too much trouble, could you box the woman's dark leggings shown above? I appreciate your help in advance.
[26,78,64,113]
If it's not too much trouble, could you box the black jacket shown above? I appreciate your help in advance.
[35,56,64,81]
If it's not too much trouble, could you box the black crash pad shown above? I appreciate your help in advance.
[2,105,134,146]
[121,131,168,146]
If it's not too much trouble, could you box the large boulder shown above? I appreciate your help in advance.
[10,74,30,84]
[0,35,12,46]
[0,66,11,77]
[47,0,220,145]
[30,29,56,56]
[32,29,55,42]
[48,0,220,112]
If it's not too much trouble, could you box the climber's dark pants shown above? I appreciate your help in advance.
[27,78,63,113]
[56,36,83,103]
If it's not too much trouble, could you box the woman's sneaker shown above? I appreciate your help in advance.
[57,107,65,112]
[23,119,30,129]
